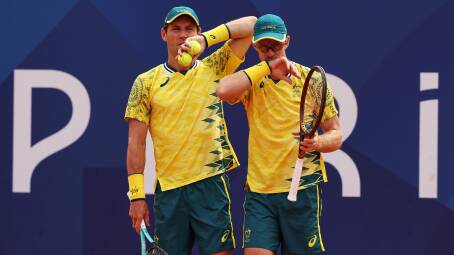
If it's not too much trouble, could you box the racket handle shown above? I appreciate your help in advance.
[287,158,304,202]
[140,224,147,255]
[141,220,154,243]
[140,220,156,255]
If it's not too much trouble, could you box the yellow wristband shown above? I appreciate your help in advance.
[202,24,231,47]
[243,61,271,86]
[127,173,145,201]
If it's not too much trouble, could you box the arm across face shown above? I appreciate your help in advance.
[179,16,257,66]
[216,56,300,104]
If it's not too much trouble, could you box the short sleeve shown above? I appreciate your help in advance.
[124,76,151,125]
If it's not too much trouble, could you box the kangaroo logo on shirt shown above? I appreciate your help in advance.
[292,84,301,97]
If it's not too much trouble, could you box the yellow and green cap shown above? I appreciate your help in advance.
[253,14,287,43]
[164,6,200,26]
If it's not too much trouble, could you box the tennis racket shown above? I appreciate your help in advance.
[140,220,168,255]
[287,66,328,202]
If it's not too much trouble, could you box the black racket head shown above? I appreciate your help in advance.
[147,243,169,255]
[298,65,328,154]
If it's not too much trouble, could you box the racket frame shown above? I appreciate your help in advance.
[287,66,328,202]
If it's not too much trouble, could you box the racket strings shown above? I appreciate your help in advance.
[147,244,169,255]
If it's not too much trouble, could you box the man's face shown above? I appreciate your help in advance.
[161,15,200,56]
[253,37,289,61]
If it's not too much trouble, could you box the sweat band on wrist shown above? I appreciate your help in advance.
[128,173,145,201]
[202,24,230,47]
[243,61,271,86]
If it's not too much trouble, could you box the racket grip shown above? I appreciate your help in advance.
[287,158,304,202]
[140,223,147,255]
[141,220,155,243]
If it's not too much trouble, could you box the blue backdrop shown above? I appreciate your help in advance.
[1,0,453,254]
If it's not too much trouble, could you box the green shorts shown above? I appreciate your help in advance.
[243,184,325,255]
[153,174,236,255]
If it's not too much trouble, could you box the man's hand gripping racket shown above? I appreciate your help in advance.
[140,220,168,255]
[127,191,168,255]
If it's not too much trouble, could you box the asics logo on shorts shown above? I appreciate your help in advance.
[308,235,317,248]
[221,229,230,243]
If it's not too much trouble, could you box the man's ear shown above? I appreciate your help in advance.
[161,27,167,42]
[284,35,290,49]
[284,35,291,49]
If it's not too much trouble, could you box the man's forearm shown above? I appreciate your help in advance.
[202,16,256,48]
[316,129,343,153]
[217,71,251,103]
[127,142,146,175]
[217,61,271,103]
[225,16,257,39]
[127,144,146,201]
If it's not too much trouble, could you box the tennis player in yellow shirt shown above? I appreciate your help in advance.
[124,6,256,255]
[217,14,342,255]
